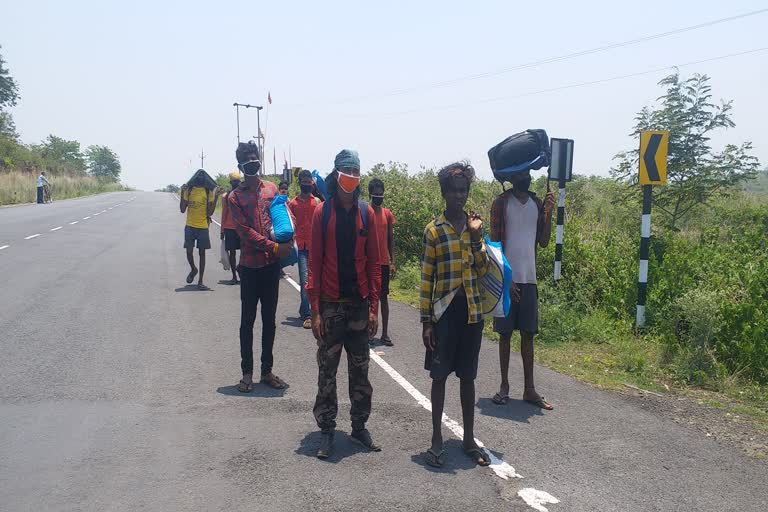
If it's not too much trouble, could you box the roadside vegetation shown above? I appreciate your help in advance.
[0,46,126,205]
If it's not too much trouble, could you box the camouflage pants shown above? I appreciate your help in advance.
[313,300,372,432]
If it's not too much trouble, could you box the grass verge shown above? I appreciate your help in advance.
[390,273,768,432]
[0,171,128,205]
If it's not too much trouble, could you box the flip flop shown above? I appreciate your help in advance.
[260,373,287,389]
[197,283,211,291]
[425,447,444,468]
[380,336,394,347]
[186,268,198,284]
[525,397,554,410]
[464,447,491,467]
[492,392,510,405]
[237,380,253,393]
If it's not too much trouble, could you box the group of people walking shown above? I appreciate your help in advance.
[179,141,554,465]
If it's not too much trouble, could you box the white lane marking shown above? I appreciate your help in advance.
[69,221,78,225]
[101,210,107,213]
[24,234,41,240]
[83,216,91,220]
[282,276,528,483]
[0,245,9,251]
[50,226,63,232]
[93,213,100,216]
[518,489,560,512]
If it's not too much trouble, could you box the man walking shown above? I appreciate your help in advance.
[420,162,490,468]
[489,169,555,410]
[288,169,320,329]
[180,172,221,290]
[229,141,292,392]
[368,178,396,346]
[37,171,49,204]
[307,149,381,459]
[220,171,242,285]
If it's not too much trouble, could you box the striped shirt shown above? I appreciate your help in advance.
[420,213,489,324]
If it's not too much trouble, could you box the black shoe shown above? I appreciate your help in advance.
[317,431,335,459]
[351,428,381,452]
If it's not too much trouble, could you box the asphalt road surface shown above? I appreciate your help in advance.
[1,191,766,511]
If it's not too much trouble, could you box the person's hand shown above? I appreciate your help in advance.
[389,262,396,279]
[543,190,556,217]
[368,312,378,339]
[468,211,484,242]
[220,231,225,241]
[277,240,293,259]
[510,282,521,304]
[215,186,224,197]
[180,183,188,193]
[422,323,436,351]
[311,312,324,346]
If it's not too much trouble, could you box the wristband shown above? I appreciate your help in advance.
[273,243,279,255]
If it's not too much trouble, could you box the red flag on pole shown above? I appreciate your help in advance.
[268,92,272,104]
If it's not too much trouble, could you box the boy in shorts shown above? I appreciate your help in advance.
[420,161,490,468]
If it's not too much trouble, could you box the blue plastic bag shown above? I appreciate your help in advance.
[312,170,327,200]
[269,194,298,267]
[480,237,513,318]
[270,195,295,243]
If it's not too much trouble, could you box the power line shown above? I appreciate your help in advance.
[347,47,768,118]
[289,8,768,108]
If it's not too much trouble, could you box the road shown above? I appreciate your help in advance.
[1,191,766,511]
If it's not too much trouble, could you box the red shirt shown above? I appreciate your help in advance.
[221,191,236,230]
[229,179,279,269]
[306,198,381,315]
[288,194,320,251]
[371,207,395,265]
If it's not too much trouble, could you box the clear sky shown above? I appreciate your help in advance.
[2,0,766,190]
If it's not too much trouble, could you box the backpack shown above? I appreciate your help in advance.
[488,129,551,183]
[321,198,370,245]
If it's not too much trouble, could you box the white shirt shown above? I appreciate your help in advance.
[37,175,48,187]
[503,195,539,284]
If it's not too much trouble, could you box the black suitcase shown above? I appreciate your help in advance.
[488,129,550,182]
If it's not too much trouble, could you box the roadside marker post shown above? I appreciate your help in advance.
[548,138,574,282]
[636,130,669,328]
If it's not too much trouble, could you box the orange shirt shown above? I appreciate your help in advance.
[221,191,236,230]
[288,194,320,251]
[371,207,395,265]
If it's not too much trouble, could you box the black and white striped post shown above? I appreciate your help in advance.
[636,185,652,327]
[548,138,574,282]
[635,130,668,328]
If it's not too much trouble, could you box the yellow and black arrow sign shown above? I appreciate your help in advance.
[639,130,669,185]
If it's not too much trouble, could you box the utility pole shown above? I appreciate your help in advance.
[233,102,264,155]
[199,148,205,169]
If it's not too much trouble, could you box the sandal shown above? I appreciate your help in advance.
[380,336,394,347]
[425,447,444,468]
[464,447,491,467]
[525,397,554,410]
[492,392,510,405]
[186,268,198,284]
[197,283,211,291]
[260,373,287,389]
[237,380,253,393]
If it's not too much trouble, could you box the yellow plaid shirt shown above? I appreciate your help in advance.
[420,214,489,324]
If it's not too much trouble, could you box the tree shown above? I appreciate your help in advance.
[611,72,760,230]
[38,135,86,174]
[0,46,19,111]
[0,111,17,141]
[86,145,121,182]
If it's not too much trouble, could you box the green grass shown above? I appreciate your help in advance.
[0,171,127,205]
[390,274,768,429]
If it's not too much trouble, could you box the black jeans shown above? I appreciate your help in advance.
[239,263,280,376]
[37,186,44,204]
